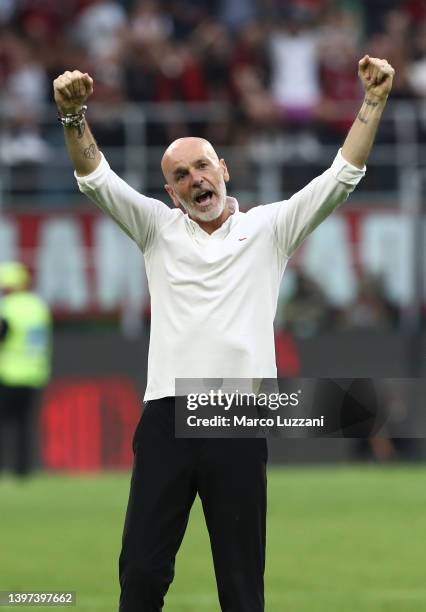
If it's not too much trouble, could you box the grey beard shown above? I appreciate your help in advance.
[180,196,225,223]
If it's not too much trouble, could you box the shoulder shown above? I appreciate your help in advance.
[157,205,185,229]
[17,292,51,314]
[244,202,285,223]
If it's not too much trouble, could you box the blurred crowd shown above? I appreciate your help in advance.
[1,0,426,161]
[277,269,400,338]
[1,1,424,331]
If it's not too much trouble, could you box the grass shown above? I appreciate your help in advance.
[1,465,425,611]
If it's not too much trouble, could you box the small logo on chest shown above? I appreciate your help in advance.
[238,237,248,241]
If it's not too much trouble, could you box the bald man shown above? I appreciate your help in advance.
[54,57,394,611]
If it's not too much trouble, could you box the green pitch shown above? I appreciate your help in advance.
[1,465,425,611]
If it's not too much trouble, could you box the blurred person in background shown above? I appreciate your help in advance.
[280,270,334,338]
[0,32,51,166]
[190,20,234,144]
[267,3,322,160]
[269,4,321,123]
[53,50,394,611]
[316,4,363,144]
[366,5,414,100]
[192,20,233,104]
[231,21,276,133]
[71,0,127,62]
[69,0,129,149]
[153,39,210,142]
[406,19,426,97]
[340,271,399,329]
[0,262,52,477]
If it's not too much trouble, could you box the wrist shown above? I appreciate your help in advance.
[57,105,87,134]
[363,92,388,106]
[57,104,84,116]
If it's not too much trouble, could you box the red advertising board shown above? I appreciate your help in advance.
[40,377,141,471]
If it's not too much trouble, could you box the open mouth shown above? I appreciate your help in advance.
[194,190,214,206]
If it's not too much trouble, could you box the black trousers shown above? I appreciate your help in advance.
[0,384,39,476]
[119,397,267,611]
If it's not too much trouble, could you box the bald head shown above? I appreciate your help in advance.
[161,137,220,182]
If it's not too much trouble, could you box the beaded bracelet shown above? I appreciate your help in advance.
[57,105,87,129]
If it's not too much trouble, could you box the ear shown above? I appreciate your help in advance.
[164,184,180,209]
[220,158,230,183]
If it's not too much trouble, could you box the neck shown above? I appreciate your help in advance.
[190,204,232,235]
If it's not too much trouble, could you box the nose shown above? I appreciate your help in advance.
[190,169,204,185]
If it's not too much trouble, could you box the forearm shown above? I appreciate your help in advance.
[53,71,100,175]
[341,94,387,169]
[62,118,101,177]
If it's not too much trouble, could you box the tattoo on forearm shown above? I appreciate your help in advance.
[76,121,86,139]
[358,113,368,124]
[364,98,379,107]
[83,143,96,159]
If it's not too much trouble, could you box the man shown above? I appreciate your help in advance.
[54,54,394,611]
[0,262,52,477]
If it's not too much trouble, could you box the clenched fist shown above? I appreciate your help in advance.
[358,55,395,100]
[53,70,94,114]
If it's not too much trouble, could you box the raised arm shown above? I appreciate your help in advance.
[341,55,395,169]
[265,56,394,258]
[53,70,175,253]
[53,70,101,176]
